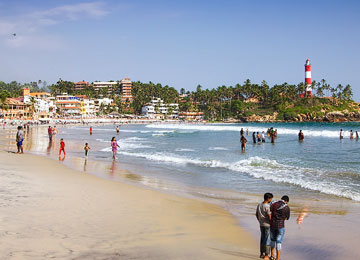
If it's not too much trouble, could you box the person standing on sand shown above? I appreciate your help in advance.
[84,143,90,158]
[48,126,53,142]
[270,195,290,260]
[59,138,66,157]
[256,193,273,260]
[111,137,120,160]
[240,134,247,152]
[16,126,24,154]
[53,126,57,136]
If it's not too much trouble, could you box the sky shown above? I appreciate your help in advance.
[0,0,360,100]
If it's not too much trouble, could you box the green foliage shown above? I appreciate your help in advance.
[131,81,179,114]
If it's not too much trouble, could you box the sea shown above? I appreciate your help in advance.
[12,122,360,259]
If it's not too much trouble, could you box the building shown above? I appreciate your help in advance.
[74,81,90,91]
[141,98,179,119]
[55,94,82,117]
[178,111,204,121]
[0,98,32,119]
[75,95,96,117]
[94,98,114,113]
[119,78,133,102]
[92,81,118,94]
[22,88,56,118]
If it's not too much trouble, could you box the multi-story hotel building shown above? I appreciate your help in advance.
[74,81,90,91]
[119,78,133,102]
[92,81,118,94]
[55,94,82,116]
[0,98,32,119]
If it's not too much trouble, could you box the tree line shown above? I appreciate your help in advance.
[0,78,355,120]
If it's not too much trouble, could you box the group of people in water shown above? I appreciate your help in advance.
[240,128,279,151]
[339,129,359,139]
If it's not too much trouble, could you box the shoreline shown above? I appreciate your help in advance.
[0,132,258,259]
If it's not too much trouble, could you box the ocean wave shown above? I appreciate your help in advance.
[97,138,152,150]
[146,124,348,138]
[175,148,196,152]
[209,147,230,151]
[106,149,360,201]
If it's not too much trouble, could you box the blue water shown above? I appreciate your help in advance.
[59,122,360,202]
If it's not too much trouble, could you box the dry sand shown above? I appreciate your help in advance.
[0,151,258,260]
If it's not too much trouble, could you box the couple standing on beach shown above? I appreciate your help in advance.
[256,193,290,260]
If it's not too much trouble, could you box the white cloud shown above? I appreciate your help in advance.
[0,1,108,50]
[31,2,108,23]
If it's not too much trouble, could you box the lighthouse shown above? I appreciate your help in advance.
[305,59,313,97]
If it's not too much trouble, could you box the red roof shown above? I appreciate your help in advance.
[76,81,89,85]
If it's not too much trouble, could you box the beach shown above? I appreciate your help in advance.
[0,142,257,259]
[2,123,360,260]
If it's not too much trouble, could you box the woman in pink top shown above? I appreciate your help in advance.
[111,137,120,159]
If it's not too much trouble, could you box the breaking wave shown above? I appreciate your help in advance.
[146,124,347,138]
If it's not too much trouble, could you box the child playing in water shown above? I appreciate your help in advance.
[59,138,66,156]
[84,143,90,158]
[111,137,120,159]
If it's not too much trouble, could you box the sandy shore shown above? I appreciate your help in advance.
[0,150,258,259]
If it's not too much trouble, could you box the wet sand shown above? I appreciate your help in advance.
[0,149,257,259]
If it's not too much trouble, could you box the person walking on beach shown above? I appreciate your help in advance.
[270,195,290,260]
[240,134,247,152]
[59,138,66,157]
[84,143,90,158]
[90,126,93,135]
[340,129,344,139]
[256,192,273,259]
[16,126,24,154]
[53,126,57,136]
[48,126,53,142]
[111,137,120,160]
[298,130,304,141]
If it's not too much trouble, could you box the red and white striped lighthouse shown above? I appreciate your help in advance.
[305,59,312,97]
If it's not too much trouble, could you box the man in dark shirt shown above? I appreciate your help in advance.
[270,195,290,260]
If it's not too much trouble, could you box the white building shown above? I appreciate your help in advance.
[92,81,118,94]
[75,95,96,117]
[55,94,82,116]
[22,89,56,118]
[141,98,179,119]
[94,98,114,113]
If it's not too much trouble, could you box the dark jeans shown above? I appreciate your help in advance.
[260,226,270,255]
